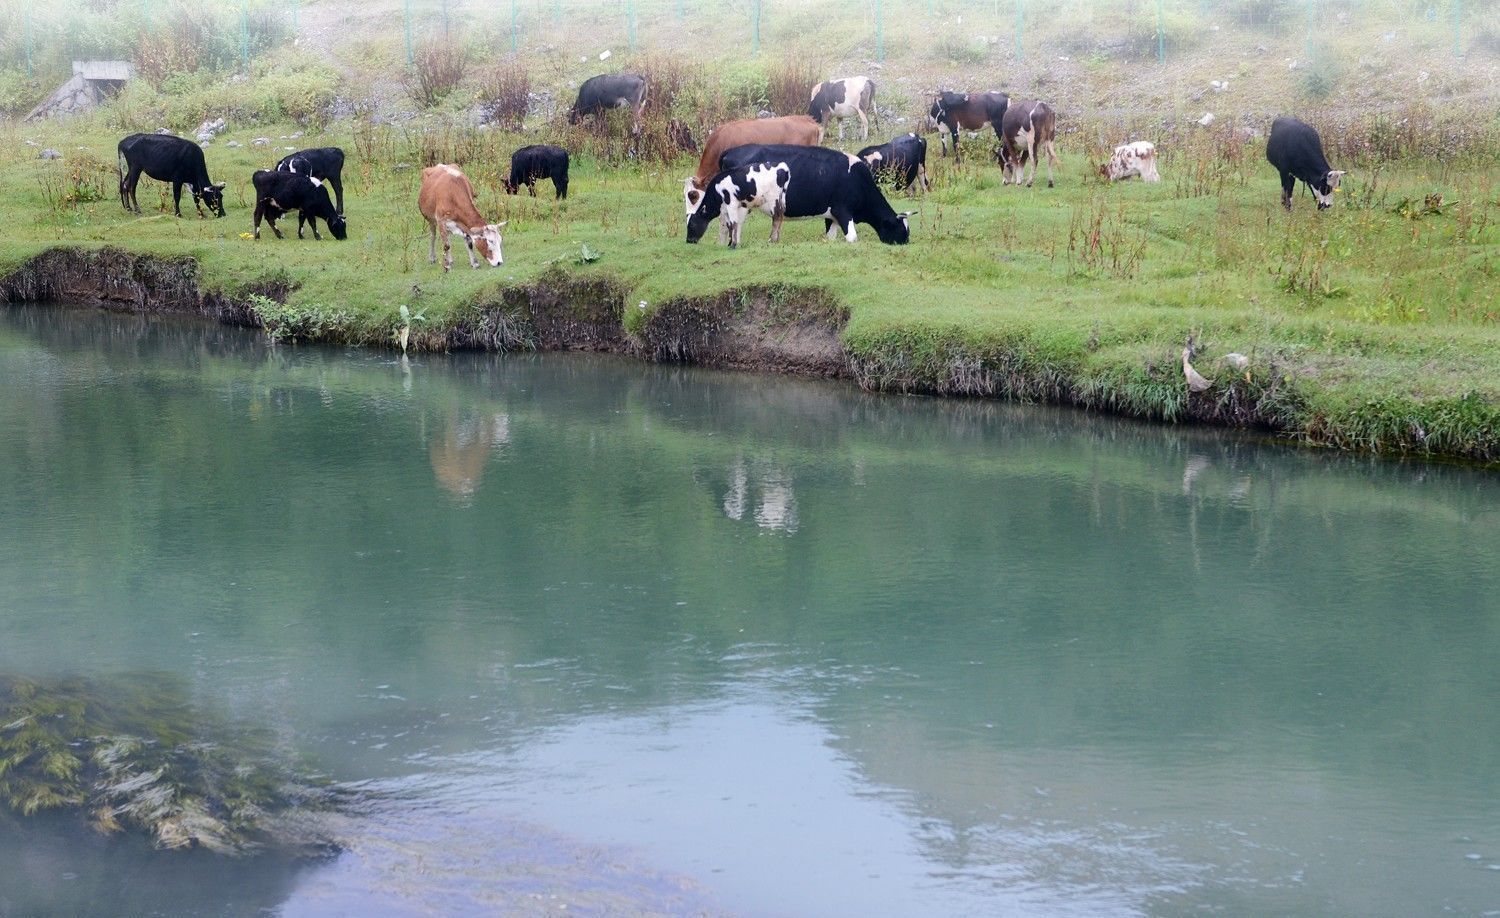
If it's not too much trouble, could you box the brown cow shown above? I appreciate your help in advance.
[998,100,1059,188]
[920,91,1008,162]
[418,164,507,272]
[684,115,823,216]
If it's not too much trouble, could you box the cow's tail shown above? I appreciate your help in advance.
[865,79,878,129]
[116,149,128,199]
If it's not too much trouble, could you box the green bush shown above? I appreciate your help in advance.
[0,68,43,118]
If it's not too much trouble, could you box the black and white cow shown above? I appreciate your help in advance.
[920,91,1008,161]
[568,73,649,134]
[276,147,346,214]
[807,76,876,142]
[503,144,570,200]
[712,144,914,245]
[1265,116,1345,211]
[251,170,346,241]
[685,161,791,248]
[117,133,225,218]
[998,100,1059,187]
[857,133,930,193]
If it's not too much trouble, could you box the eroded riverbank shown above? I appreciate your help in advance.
[6,246,1497,463]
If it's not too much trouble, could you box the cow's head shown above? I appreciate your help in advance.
[469,222,507,265]
[807,98,828,124]
[877,210,915,245]
[684,177,727,244]
[197,182,226,217]
[328,212,348,241]
[502,175,518,195]
[683,177,708,218]
[1311,170,1346,209]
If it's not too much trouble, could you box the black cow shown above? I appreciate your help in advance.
[251,170,346,241]
[117,133,225,218]
[857,133,930,193]
[921,91,1008,162]
[712,144,914,245]
[503,145,569,200]
[568,73,649,133]
[1265,116,1345,210]
[276,147,346,214]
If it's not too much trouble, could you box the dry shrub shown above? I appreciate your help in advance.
[767,59,819,118]
[404,40,468,109]
[635,54,695,118]
[133,10,210,83]
[477,61,530,129]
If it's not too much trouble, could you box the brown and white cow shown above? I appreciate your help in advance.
[919,91,1008,162]
[418,164,507,272]
[998,100,1059,187]
[808,77,876,142]
[684,115,822,217]
[1100,141,1160,182]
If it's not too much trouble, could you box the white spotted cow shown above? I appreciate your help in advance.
[998,100,1060,188]
[1100,141,1161,182]
[686,161,792,248]
[808,77,876,142]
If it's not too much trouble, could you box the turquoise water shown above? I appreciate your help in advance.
[1,304,1498,916]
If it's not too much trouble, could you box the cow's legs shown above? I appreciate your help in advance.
[769,202,785,243]
[464,235,480,269]
[253,200,265,240]
[837,118,845,142]
[124,168,144,213]
[329,176,345,215]
[858,108,869,141]
[527,180,537,197]
[1026,136,1037,187]
[824,219,837,240]
[718,220,730,246]
[918,163,931,193]
[1044,139,1058,188]
[170,182,185,217]
[428,222,439,265]
[832,209,857,242]
[555,175,568,200]
[1280,172,1296,210]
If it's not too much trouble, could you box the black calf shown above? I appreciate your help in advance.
[251,170,346,241]
[503,145,570,200]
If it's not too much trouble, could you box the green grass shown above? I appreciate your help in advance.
[1,112,1497,460]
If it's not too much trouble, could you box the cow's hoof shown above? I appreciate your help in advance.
[1047,180,1054,188]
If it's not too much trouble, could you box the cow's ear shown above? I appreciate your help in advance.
[212,182,226,190]
[495,221,508,228]
[1327,170,1345,188]
[686,188,701,206]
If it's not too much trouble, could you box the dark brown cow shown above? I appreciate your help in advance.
[998,100,1059,187]
[920,91,1008,162]
[684,115,823,216]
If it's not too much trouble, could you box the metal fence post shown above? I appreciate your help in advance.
[1156,0,1165,63]
[627,0,637,51]
[24,8,33,79]
[1014,0,1023,60]
[1453,0,1462,56]
[293,0,300,36]
[875,0,884,61]
[241,0,250,72]
[752,0,761,55]
[404,0,414,65]
[511,0,518,51]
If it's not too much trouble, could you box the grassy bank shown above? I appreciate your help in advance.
[1,105,1497,460]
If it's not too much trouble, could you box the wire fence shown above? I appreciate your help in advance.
[1,0,1483,85]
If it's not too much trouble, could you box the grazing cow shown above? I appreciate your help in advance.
[1100,141,1160,182]
[568,73,649,134]
[117,133,225,218]
[503,144,570,200]
[857,133,930,193]
[684,115,822,216]
[251,170,346,241]
[417,164,507,272]
[685,161,791,248]
[1265,116,1345,210]
[715,144,914,244]
[998,100,1060,187]
[807,76,876,142]
[276,147,346,214]
[920,91,1008,161]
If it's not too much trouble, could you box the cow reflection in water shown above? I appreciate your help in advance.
[429,410,511,502]
[719,456,799,533]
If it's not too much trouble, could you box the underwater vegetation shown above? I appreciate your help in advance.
[0,672,343,856]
